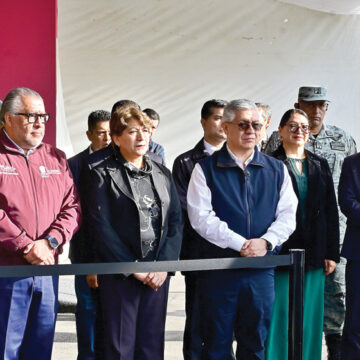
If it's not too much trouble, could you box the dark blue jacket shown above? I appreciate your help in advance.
[339,153,360,260]
[272,146,339,268]
[86,148,183,264]
[198,144,284,259]
[172,139,210,260]
[149,140,166,165]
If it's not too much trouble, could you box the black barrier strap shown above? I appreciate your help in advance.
[0,252,304,360]
[0,255,291,277]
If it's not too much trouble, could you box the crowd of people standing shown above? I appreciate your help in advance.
[0,85,358,360]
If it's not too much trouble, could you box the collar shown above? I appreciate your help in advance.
[2,129,40,157]
[123,155,152,177]
[309,124,326,139]
[308,123,341,141]
[226,144,254,170]
[113,147,152,174]
[215,143,264,169]
[192,138,209,161]
[4,129,27,155]
[203,139,222,156]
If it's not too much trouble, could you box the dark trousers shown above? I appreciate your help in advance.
[183,274,202,360]
[0,276,58,360]
[198,268,274,360]
[75,275,104,360]
[99,274,170,360]
[342,260,360,359]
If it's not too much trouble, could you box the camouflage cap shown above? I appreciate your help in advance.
[298,86,329,102]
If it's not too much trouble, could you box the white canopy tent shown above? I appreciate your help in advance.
[280,0,360,15]
[57,0,360,164]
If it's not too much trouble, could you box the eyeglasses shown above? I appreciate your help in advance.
[230,121,263,132]
[287,124,311,134]
[14,113,50,124]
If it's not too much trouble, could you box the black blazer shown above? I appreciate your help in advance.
[86,149,183,264]
[272,146,340,268]
[68,147,91,263]
[339,153,360,260]
[172,139,211,260]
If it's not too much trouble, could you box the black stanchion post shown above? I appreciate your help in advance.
[288,249,305,360]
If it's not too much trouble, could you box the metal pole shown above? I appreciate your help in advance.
[288,249,305,360]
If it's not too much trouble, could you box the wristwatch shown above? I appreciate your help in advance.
[45,235,59,249]
[265,240,272,251]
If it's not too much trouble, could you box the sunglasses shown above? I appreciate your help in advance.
[230,121,263,132]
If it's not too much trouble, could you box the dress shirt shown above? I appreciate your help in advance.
[203,140,221,156]
[187,146,297,252]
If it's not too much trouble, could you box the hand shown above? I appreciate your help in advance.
[143,272,167,291]
[133,272,149,283]
[240,238,267,257]
[86,274,98,288]
[240,240,251,256]
[24,239,55,265]
[324,259,336,275]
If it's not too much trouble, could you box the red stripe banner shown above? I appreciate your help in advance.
[0,0,57,146]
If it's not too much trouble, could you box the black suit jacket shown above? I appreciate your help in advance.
[339,153,360,260]
[68,147,91,263]
[172,139,212,260]
[272,146,340,268]
[86,149,183,265]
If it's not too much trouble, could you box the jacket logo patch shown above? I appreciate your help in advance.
[330,142,345,151]
[0,164,18,175]
[39,165,61,178]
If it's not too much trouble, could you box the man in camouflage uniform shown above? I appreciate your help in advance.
[265,86,357,360]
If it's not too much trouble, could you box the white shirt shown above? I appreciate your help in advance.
[187,146,297,251]
[203,139,221,156]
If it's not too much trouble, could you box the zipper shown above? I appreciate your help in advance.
[244,169,251,239]
[26,155,40,238]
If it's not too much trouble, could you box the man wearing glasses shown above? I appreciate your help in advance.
[187,99,297,359]
[266,86,357,360]
[0,87,81,360]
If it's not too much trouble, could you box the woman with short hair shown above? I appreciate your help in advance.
[86,106,182,360]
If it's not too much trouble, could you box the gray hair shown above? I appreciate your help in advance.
[0,87,42,124]
[255,103,272,122]
[222,99,259,123]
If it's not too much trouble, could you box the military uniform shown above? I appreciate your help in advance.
[265,124,357,336]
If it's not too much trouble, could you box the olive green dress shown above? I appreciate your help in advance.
[266,158,325,360]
